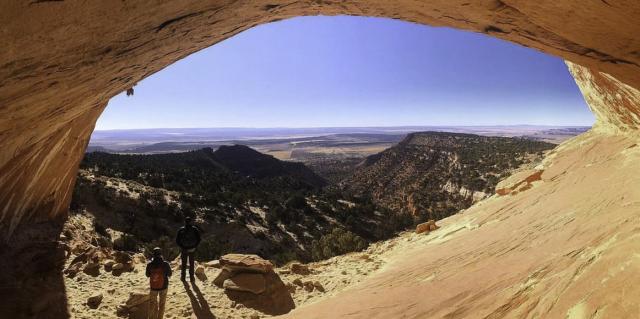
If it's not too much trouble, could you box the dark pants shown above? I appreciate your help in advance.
[180,249,195,280]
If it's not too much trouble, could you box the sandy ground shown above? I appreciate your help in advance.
[64,223,421,319]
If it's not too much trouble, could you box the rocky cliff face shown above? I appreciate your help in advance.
[1,1,640,318]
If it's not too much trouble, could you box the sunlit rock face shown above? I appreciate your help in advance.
[1,0,640,239]
[568,62,640,133]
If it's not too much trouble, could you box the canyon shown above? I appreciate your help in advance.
[2,1,640,318]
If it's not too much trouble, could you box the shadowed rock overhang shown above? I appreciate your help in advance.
[1,1,639,238]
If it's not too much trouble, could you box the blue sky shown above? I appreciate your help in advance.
[96,16,594,130]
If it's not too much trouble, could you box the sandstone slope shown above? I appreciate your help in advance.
[278,128,640,318]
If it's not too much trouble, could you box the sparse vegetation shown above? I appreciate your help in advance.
[311,228,367,261]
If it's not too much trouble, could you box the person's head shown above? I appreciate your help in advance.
[184,216,192,226]
[152,247,162,259]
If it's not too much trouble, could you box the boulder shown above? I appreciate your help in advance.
[213,268,233,287]
[118,291,149,319]
[313,281,325,292]
[223,273,266,294]
[219,254,273,274]
[87,293,103,309]
[289,263,310,275]
[223,270,295,315]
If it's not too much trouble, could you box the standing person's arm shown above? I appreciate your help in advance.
[195,228,202,246]
[145,263,151,277]
[175,229,183,249]
[165,262,172,277]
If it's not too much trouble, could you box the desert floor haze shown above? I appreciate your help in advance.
[2,3,640,319]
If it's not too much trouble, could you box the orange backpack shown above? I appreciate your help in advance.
[149,265,166,290]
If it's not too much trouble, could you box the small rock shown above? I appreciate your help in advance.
[103,260,115,271]
[313,281,325,292]
[64,262,82,278]
[416,220,438,234]
[195,266,207,281]
[250,314,260,319]
[204,260,221,268]
[292,278,303,287]
[87,293,103,309]
[303,281,315,292]
[83,262,100,277]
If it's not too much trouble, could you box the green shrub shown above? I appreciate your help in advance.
[194,237,231,262]
[311,228,367,261]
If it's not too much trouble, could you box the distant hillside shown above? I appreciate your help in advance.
[74,145,409,264]
[341,132,555,222]
[81,145,326,194]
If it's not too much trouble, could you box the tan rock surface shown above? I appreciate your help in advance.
[223,273,267,295]
[220,254,274,274]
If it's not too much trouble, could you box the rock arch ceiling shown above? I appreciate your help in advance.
[1,1,639,237]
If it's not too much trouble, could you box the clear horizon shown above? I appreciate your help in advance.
[92,124,591,132]
[96,16,595,130]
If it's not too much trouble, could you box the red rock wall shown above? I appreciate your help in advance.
[1,0,640,238]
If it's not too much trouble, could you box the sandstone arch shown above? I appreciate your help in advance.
[1,1,640,318]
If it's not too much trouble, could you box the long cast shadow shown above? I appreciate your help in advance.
[183,281,216,319]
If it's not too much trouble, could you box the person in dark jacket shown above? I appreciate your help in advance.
[175,217,201,281]
[146,247,172,319]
